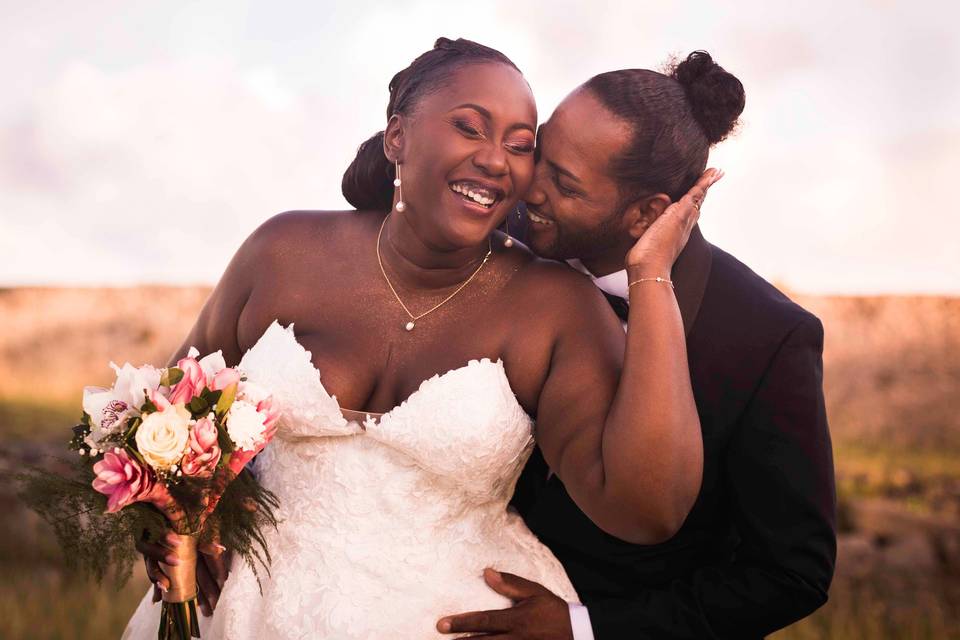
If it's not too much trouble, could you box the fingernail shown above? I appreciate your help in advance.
[165,556,180,566]
[160,583,168,593]
[215,544,226,553]
[437,619,451,632]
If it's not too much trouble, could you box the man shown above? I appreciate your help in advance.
[438,54,836,639]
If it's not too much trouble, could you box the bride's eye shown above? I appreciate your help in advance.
[453,120,482,137]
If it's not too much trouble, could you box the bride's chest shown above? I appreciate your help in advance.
[238,322,535,488]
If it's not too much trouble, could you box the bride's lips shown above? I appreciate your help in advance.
[447,179,506,217]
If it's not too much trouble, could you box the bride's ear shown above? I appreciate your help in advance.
[624,193,671,240]
[383,114,405,163]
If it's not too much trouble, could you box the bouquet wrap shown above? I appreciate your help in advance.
[161,533,199,604]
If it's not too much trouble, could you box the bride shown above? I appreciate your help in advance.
[124,37,708,638]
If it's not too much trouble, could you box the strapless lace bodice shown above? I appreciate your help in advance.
[123,321,577,639]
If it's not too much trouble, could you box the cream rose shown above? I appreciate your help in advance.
[135,404,191,470]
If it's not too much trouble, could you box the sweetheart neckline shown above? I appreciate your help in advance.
[248,320,519,426]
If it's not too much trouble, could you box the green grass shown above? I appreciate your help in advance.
[0,502,151,640]
[0,396,79,442]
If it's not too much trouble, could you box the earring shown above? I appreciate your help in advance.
[503,207,517,247]
[393,161,406,212]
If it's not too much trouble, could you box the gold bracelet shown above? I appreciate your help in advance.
[628,276,674,289]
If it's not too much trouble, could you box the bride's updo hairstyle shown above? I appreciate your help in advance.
[342,37,521,211]
[584,51,745,204]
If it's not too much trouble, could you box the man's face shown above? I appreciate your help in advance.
[524,88,635,269]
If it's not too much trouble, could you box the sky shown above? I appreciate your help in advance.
[1,0,957,294]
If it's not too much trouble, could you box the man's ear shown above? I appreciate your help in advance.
[383,114,405,163]
[623,193,671,239]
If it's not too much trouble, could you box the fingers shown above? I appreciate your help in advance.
[483,568,546,601]
[438,608,514,635]
[201,548,230,591]
[196,561,220,616]
[137,529,182,565]
[144,557,171,592]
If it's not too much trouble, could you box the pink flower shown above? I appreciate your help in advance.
[168,356,206,405]
[256,395,281,435]
[181,417,222,478]
[210,367,241,392]
[92,448,155,513]
[148,388,172,410]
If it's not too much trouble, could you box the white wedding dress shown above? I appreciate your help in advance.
[123,320,578,639]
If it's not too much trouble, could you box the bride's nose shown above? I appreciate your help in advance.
[472,144,508,176]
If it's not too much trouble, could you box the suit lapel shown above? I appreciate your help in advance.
[672,225,713,337]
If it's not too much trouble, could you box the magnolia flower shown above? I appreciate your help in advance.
[92,448,155,513]
[135,404,191,470]
[181,416,222,478]
[83,362,162,448]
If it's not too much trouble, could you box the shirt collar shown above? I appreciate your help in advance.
[566,259,630,299]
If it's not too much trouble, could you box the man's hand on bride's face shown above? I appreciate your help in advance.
[139,529,232,617]
[436,568,573,640]
[625,167,723,274]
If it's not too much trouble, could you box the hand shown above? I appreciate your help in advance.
[436,568,573,640]
[625,168,724,274]
[138,529,231,617]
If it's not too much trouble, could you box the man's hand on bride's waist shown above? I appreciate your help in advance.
[436,568,573,640]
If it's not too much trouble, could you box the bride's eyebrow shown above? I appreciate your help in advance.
[449,103,535,135]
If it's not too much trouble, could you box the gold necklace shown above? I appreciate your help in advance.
[376,214,492,332]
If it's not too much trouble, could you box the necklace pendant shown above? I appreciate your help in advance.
[405,321,415,331]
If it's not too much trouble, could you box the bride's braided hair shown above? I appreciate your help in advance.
[342,38,521,212]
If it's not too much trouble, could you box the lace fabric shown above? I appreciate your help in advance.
[123,320,578,639]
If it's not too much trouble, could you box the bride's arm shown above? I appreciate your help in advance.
[534,174,714,545]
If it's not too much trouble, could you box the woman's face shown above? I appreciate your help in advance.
[389,62,537,250]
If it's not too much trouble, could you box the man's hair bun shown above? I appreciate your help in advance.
[670,50,745,145]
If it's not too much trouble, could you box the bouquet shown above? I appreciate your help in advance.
[17,347,281,639]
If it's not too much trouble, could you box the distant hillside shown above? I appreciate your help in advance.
[1,287,958,449]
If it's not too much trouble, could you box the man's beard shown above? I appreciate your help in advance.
[532,208,624,264]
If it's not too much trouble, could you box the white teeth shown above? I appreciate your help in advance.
[450,183,496,207]
[527,210,553,225]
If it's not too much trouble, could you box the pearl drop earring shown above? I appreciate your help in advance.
[503,207,518,247]
[394,161,406,212]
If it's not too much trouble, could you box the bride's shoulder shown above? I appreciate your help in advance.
[507,249,595,295]
[241,209,371,260]
[502,248,609,318]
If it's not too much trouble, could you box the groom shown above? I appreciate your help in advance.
[438,71,837,637]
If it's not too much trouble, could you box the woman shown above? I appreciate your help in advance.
[124,37,708,638]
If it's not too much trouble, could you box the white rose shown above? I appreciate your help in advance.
[226,400,268,451]
[135,404,191,470]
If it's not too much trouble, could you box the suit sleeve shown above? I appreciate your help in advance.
[585,316,837,639]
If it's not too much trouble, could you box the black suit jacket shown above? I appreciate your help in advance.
[512,227,837,639]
